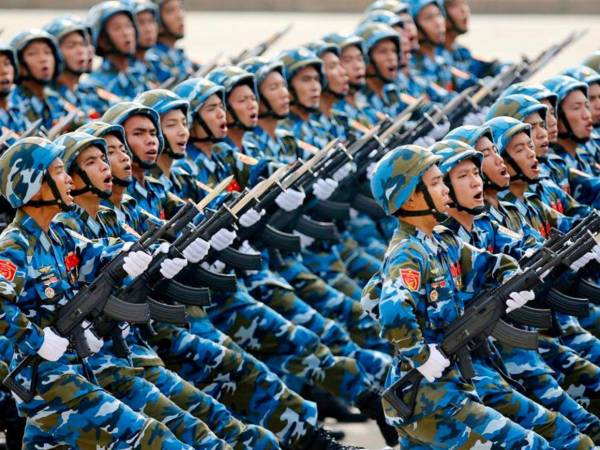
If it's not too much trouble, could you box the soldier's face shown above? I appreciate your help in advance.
[161,0,185,38]
[399,12,419,51]
[260,70,290,116]
[105,13,136,56]
[588,83,600,126]
[137,11,159,49]
[161,108,189,155]
[23,40,55,82]
[60,31,88,74]
[105,133,132,181]
[197,94,227,139]
[292,66,321,109]
[123,115,160,166]
[371,39,399,81]
[0,54,14,96]
[476,136,509,188]
[87,43,95,72]
[340,46,366,87]
[73,145,112,197]
[540,99,558,142]
[421,164,451,212]
[560,90,593,140]
[40,158,74,207]
[445,0,470,33]
[523,112,549,157]
[228,84,259,128]
[449,159,484,209]
[418,4,446,45]
[506,132,539,181]
[322,51,349,96]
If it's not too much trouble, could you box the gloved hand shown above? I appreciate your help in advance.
[413,136,435,148]
[293,230,315,249]
[123,251,153,278]
[37,327,69,362]
[505,290,535,313]
[182,237,210,263]
[121,323,131,339]
[239,208,265,228]
[462,111,486,126]
[332,162,354,182]
[160,257,188,279]
[570,245,600,272]
[82,321,104,354]
[275,188,305,212]
[416,344,450,383]
[201,260,226,274]
[313,178,338,201]
[210,228,237,251]
[522,248,536,259]
[238,240,260,255]
[428,120,450,140]
[366,162,378,181]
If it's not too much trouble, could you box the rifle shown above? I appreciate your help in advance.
[382,229,600,420]
[0,119,44,152]
[2,216,182,402]
[230,24,293,65]
[47,111,78,140]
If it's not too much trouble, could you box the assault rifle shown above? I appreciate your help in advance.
[382,228,600,420]
[230,24,293,65]
[0,119,43,152]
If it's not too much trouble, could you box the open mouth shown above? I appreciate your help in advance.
[0,79,10,88]
[249,112,258,121]
[103,174,113,189]
[219,121,228,133]
[530,161,539,173]
[473,191,484,201]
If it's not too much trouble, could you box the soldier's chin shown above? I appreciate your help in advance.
[0,88,10,98]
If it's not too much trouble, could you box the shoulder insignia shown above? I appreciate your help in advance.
[399,268,420,292]
[0,260,17,282]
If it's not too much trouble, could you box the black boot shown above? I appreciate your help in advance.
[292,425,366,450]
[356,391,399,447]
[304,386,368,423]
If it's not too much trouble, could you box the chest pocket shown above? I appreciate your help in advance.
[423,264,458,331]
[32,261,68,328]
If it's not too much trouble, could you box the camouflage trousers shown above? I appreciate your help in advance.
[396,398,551,449]
[203,286,375,405]
[335,232,382,285]
[248,283,391,390]
[19,360,193,450]
[277,254,391,353]
[556,313,600,365]
[578,304,600,339]
[148,320,319,448]
[539,335,600,415]
[495,341,600,440]
[473,357,594,449]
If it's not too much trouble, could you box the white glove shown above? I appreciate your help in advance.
[160,257,188,279]
[463,111,486,126]
[413,136,435,148]
[332,162,354,182]
[366,162,377,181]
[201,260,226,273]
[428,120,450,140]
[505,290,535,313]
[239,208,265,228]
[37,327,69,362]
[293,230,315,249]
[522,248,536,259]
[182,237,210,263]
[122,250,153,278]
[313,178,338,201]
[275,188,305,212]
[121,323,131,339]
[416,344,450,383]
[82,321,103,354]
[239,240,260,255]
[570,245,600,272]
[210,228,237,251]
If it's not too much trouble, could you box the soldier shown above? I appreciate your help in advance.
[87,1,152,99]
[0,44,27,136]
[0,136,194,449]
[146,0,196,84]
[44,16,116,119]
[8,29,71,130]
[368,144,551,448]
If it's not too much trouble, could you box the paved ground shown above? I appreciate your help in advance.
[1,9,599,449]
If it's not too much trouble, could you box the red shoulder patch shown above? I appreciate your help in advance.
[0,260,17,282]
[400,269,421,292]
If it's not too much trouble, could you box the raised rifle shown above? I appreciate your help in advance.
[230,24,293,65]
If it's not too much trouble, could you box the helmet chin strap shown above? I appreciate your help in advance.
[130,151,156,170]
[189,115,224,143]
[163,137,186,160]
[397,181,439,217]
[112,176,132,187]
[557,108,590,145]
[289,86,320,114]
[446,13,467,36]
[503,152,538,185]
[366,57,396,84]
[27,172,72,212]
[70,166,112,200]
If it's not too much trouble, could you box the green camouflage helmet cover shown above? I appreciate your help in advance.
[76,120,129,155]
[355,22,400,66]
[102,101,164,153]
[0,136,65,208]
[370,144,441,215]
[54,131,108,174]
[276,47,325,86]
[486,94,548,123]
[10,29,63,81]
[364,0,410,15]
[430,139,482,176]
[582,50,600,74]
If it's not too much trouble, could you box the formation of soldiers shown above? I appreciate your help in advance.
[1,0,600,448]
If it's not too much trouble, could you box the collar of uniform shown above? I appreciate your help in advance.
[14,209,45,240]
[395,220,441,254]
[129,176,148,198]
